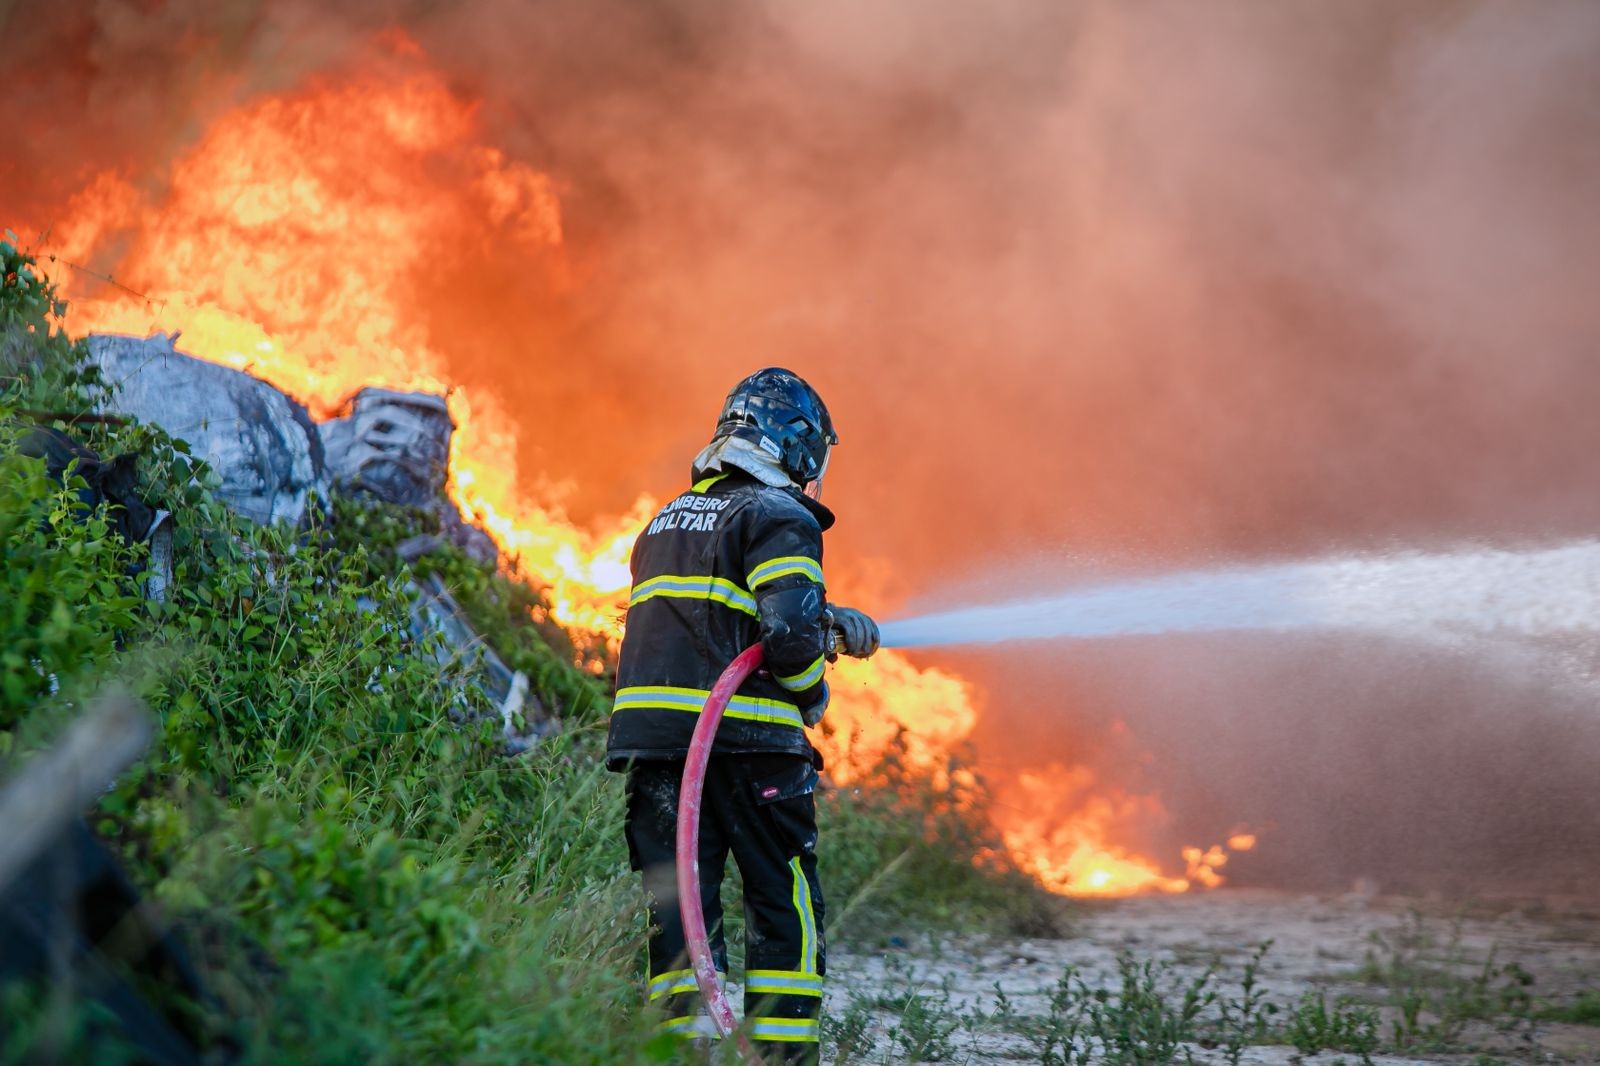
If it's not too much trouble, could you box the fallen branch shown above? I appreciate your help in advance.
[0,692,154,892]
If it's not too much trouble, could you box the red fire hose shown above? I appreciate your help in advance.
[675,643,766,1057]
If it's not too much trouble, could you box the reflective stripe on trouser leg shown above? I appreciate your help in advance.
[748,1015,821,1042]
[656,1014,725,1040]
[744,855,823,1062]
[746,970,823,998]
[647,968,701,1002]
[790,856,818,974]
[745,972,823,1051]
[651,966,729,1040]
[736,766,825,1063]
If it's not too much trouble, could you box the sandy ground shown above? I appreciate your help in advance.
[819,889,1600,1065]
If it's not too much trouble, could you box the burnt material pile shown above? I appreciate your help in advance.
[90,333,326,528]
[87,333,495,559]
[83,331,537,743]
[322,387,497,564]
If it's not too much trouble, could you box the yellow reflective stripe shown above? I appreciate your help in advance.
[614,686,804,728]
[774,655,825,692]
[691,474,728,493]
[657,1016,724,1039]
[727,695,803,727]
[648,968,699,1001]
[746,970,824,998]
[748,1017,820,1042]
[747,555,823,589]
[790,857,818,974]
[629,575,757,617]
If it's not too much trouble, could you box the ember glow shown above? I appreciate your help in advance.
[32,46,1249,899]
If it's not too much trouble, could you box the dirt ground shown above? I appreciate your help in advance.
[818,889,1600,1065]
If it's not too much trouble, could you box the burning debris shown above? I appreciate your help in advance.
[90,333,327,527]
[323,386,498,564]
[323,388,452,507]
[88,331,500,564]
[85,329,542,740]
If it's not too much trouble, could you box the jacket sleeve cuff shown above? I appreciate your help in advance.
[772,652,827,693]
[800,682,830,728]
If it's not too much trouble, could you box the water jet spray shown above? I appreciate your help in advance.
[678,541,1600,1053]
[878,540,1600,652]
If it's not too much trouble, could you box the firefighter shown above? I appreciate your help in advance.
[607,367,879,1063]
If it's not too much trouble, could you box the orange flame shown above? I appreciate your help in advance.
[48,65,636,637]
[991,765,1257,897]
[818,651,979,786]
[44,54,1249,899]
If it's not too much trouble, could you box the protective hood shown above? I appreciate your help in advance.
[691,435,794,490]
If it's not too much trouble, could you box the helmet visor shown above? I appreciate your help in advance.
[803,446,830,501]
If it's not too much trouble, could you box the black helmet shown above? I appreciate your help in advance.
[710,368,838,489]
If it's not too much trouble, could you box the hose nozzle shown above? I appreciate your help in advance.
[826,606,880,658]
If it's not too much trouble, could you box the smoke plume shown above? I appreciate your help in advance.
[7,0,1600,893]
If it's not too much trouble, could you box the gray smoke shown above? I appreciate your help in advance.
[8,0,1600,894]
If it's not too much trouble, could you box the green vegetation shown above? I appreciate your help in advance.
[823,989,878,1065]
[1212,940,1278,1066]
[841,915,1564,1066]
[879,971,962,1063]
[1354,909,1535,1051]
[1538,987,1600,1026]
[1280,990,1379,1063]
[326,494,607,717]
[1,245,666,1059]
[0,433,140,729]
[1,242,1059,1061]
[1028,955,1216,1066]
[0,228,101,415]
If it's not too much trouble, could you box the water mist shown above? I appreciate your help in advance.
[880,541,1600,655]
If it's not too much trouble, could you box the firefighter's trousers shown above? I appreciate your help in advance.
[625,755,825,1065]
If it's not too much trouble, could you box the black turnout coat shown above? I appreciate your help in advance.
[606,469,835,770]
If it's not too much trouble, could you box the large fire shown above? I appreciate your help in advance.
[37,52,1249,898]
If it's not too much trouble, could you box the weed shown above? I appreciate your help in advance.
[1211,940,1279,1066]
[1036,964,1093,1066]
[1282,989,1379,1064]
[0,428,141,729]
[824,990,877,1065]
[1098,953,1215,1066]
[861,959,962,1063]
[1357,911,1535,1050]
[1028,953,1215,1066]
[989,980,1020,1034]
[1536,986,1600,1025]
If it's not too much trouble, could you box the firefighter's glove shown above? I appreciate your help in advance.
[829,605,880,658]
[801,682,830,727]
